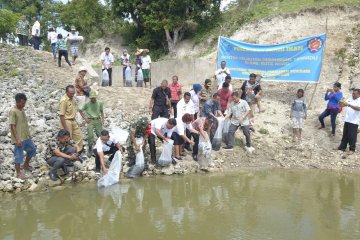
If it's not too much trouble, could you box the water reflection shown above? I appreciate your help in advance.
[1,170,360,240]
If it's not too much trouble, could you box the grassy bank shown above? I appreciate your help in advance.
[192,0,360,50]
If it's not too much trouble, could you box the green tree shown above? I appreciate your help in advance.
[113,0,221,55]
[0,9,19,39]
[0,0,54,16]
[60,0,108,38]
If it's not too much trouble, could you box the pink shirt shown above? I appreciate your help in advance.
[169,83,182,102]
[217,88,232,111]
[192,117,206,131]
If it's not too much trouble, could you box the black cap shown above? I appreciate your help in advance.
[205,79,211,84]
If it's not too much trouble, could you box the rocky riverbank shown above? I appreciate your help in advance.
[0,45,225,193]
[1,8,360,193]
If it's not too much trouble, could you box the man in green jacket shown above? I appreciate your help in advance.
[80,91,104,157]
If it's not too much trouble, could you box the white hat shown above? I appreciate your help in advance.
[71,26,76,31]
[78,66,87,73]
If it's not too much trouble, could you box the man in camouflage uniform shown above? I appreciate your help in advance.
[126,117,149,168]
[45,129,81,181]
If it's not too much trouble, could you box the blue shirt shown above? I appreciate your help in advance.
[202,99,220,122]
[325,91,343,110]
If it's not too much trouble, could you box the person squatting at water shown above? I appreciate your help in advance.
[148,118,177,164]
[171,114,197,161]
[45,129,82,181]
[126,117,150,177]
[93,130,124,176]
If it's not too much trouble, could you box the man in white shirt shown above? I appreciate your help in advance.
[215,61,230,88]
[100,47,114,86]
[93,129,123,175]
[141,50,152,87]
[176,92,195,119]
[31,17,41,50]
[148,118,177,164]
[338,89,360,154]
[176,92,195,151]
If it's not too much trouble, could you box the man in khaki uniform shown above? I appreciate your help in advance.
[59,85,84,149]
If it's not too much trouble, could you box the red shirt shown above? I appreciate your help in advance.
[169,83,182,102]
[217,88,232,111]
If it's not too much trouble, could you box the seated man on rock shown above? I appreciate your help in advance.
[93,129,123,176]
[149,118,177,164]
[45,129,81,181]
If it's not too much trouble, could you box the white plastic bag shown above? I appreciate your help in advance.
[137,68,143,81]
[212,117,225,151]
[198,132,212,169]
[111,127,129,146]
[102,69,109,86]
[158,139,174,167]
[126,138,145,177]
[97,151,122,188]
[222,119,231,143]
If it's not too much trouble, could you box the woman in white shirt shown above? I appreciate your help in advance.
[47,27,58,62]
[190,84,203,120]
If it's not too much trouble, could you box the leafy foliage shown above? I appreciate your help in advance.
[60,0,108,38]
[0,9,19,39]
[112,0,221,54]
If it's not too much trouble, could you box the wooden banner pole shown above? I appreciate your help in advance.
[308,17,328,109]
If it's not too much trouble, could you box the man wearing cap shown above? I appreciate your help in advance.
[199,79,213,115]
[59,85,84,150]
[67,26,82,65]
[100,47,114,86]
[80,91,104,157]
[75,66,90,97]
[120,49,130,86]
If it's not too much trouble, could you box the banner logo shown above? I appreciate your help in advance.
[307,38,323,53]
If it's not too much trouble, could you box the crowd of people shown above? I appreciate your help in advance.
[8,27,360,181]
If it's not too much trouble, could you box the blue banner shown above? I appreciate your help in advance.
[217,34,326,83]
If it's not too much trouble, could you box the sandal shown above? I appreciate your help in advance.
[22,165,34,172]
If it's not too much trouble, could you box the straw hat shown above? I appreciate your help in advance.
[78,66,87,73]
[135,49,144,56]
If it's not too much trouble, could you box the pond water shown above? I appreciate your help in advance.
[1,169,360,240]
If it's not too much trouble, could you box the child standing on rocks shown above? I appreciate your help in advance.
[290,89,307,142]
[9,93,37,179]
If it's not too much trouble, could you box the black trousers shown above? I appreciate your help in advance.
[184,128,192,149]
[171,101,179,118]
[149,134,166,163]
[18,34,28,46]
[102,68,112,86]
[151,105,169,120]
[93,145,118,171]
[338,122,358,151]
[192,133,200,156]
[33,36,41,50]
[58,50,72,67]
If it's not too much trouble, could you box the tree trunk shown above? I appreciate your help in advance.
[165,25,184,56]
